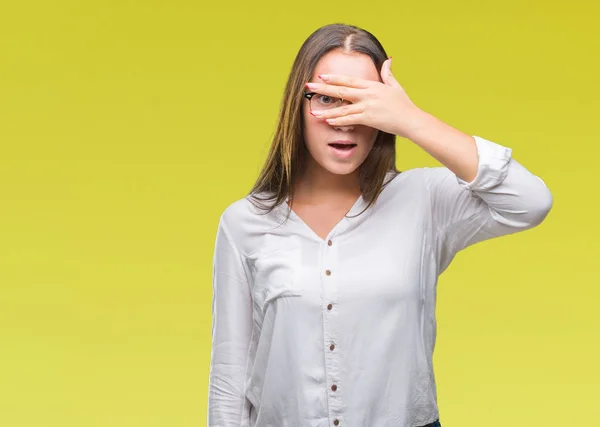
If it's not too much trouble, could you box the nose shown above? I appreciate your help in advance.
[331,99,354,131]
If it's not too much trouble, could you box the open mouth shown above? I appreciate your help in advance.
[328,143,357,150]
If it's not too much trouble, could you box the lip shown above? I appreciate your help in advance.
[329,140,355,145]
[328,140,357,159]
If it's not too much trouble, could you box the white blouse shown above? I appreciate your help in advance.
[207,135,553,427]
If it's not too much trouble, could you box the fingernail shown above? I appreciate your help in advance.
[311,110,323,117]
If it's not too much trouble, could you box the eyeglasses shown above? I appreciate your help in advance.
[303,91,352,111]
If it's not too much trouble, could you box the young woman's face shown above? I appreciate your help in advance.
[302,49,381,176]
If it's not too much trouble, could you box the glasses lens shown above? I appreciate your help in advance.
[310,94,341,110]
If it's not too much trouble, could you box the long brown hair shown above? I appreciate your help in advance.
[247,23,401,221]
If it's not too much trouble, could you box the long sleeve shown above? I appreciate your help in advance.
[207,215,253,426]
[424,135,554,274]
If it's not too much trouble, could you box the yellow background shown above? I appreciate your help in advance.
[1,1,598,426]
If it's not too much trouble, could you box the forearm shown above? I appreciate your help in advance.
[404,109,479,183]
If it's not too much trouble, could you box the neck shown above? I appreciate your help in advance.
[292,160,361,205]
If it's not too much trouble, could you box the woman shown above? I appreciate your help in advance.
[207,23,552,427]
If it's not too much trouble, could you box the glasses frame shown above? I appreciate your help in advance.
[303,91,349,111]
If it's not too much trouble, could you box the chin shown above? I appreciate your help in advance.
[322,162,360,175]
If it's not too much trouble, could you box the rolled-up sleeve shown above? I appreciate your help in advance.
[207,215,253,426]
[424,135,554,274]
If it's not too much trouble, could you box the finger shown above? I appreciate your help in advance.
[381,57,401,88]
[311,102,363,119]
[317,74,372,89]
[324,112,365,127]
[305,82,360,102]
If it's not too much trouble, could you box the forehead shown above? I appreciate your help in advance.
[312,50,379,81]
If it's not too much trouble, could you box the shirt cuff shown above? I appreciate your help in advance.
[456,135,513,191]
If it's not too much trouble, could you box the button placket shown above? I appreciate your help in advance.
[321,236,343,425]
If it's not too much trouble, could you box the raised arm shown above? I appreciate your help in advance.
[423,135,553,274]
[207,216,253,426]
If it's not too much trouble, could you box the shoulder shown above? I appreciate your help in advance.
[220,190,281,222]
[218,194,263,236]
[220,195,254,224]
[217,192,283,255]
[406,166,467,198]
[385,166,455,196]
[214,196,253,252]
[377,167,464,215]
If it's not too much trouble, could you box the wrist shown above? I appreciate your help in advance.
[403,108,436,141]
